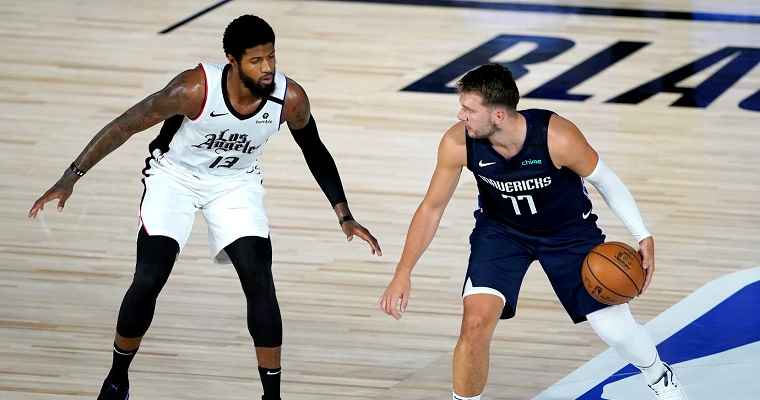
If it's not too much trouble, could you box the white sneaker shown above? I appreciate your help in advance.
[648,363,688,400]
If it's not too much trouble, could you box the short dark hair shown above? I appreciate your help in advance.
[456,63,519,109]
[223,15,275,60]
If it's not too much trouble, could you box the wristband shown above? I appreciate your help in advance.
[69,162,87,177]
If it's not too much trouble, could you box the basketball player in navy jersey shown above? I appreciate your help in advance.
[28,15,381,400]
[378,64,687,399]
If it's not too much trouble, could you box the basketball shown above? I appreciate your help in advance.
[581,242,645,305]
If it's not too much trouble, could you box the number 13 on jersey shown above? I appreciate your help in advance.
[209,156,240,169]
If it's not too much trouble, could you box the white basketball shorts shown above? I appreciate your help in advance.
[139,159,269,264]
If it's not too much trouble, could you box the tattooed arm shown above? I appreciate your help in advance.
[28,66,205,218]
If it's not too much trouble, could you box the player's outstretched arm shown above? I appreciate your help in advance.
[547,114,655,292]
[378,123,466,320]
[284,78,381,256]
[28,66,205,218]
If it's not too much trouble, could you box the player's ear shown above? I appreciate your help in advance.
[226,53,237,67]
[492,107,506,123]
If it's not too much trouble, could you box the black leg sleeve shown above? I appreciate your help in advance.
[225,236,283,348]
[115,227,178,338]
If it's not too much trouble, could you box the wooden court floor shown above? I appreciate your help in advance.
[1,1,759,399]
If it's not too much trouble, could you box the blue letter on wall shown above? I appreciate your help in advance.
[525,41,649,101]
[403,34,575,94]
[607,47,760,108]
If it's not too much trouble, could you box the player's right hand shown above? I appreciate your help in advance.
[28,182,74,218]
[638,236,655,293]
[378,272,411,320]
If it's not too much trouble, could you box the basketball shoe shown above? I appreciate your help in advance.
[97,376,129,400]
[648,363,687,400]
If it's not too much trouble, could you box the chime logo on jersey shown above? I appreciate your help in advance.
[192,129,259,154]
[521,159,542,166]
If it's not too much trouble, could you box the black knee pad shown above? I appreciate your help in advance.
[136,226,179,265]
[131,227,178,296]
[225,236,273,290]
[225,236,282,347]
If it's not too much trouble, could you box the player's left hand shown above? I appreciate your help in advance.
[639,236,655,293]
[341,220,382,256]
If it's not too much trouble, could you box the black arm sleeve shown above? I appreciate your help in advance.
[290,115,347,207]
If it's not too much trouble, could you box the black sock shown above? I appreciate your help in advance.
[258,366,281,400]
[106,342,137,385]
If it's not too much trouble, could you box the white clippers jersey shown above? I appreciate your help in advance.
[147,63,287,179]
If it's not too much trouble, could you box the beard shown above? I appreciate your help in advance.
[239,69,276,97]
[467,122,498,139]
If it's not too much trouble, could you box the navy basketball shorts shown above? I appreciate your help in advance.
[463,210,610,323]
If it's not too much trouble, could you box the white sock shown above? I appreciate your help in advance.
[453,392,481,400]
[637,353,667,385]
[587,304,666,385]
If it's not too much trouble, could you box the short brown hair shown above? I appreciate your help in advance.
[456,63,519,109]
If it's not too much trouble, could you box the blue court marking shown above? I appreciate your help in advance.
[316,1,760,25]
[576,279,760,399]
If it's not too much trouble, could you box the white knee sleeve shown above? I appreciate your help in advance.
[587,304,657,368]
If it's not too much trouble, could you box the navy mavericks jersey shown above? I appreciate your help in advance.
[465,109,594,234]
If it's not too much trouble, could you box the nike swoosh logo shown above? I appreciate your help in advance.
[210,111,228,117]
[582,210,592,219]
[266,370,282,375]
[479,160,497,167]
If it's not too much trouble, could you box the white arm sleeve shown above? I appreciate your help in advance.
[584,159,651,242]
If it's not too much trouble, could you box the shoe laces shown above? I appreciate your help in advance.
[649,368,685,400]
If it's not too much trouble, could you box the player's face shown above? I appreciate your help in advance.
[458,92,498,139]
[234,43,276,97]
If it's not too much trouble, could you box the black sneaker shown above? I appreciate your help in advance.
[97,377,129,400]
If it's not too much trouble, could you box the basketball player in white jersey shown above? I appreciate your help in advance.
[29,15,381,400]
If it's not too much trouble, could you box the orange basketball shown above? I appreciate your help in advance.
[581,242,645,305]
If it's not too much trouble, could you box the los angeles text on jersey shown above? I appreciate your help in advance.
[478,174,552,193]
[193,129,260,154]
